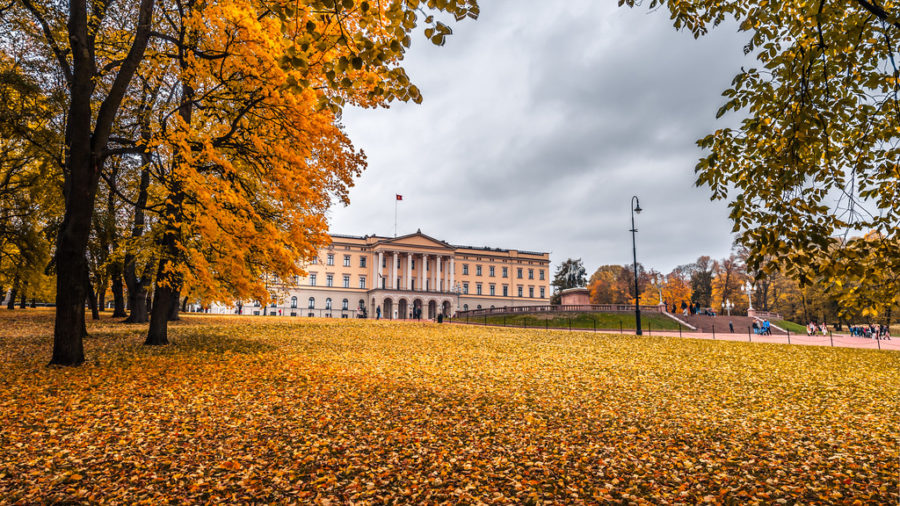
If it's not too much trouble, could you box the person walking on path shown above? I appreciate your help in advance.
[729,321,734,333]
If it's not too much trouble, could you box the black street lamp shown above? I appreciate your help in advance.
[630,196,643,336]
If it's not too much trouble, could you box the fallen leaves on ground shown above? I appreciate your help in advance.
[0,309,897,503]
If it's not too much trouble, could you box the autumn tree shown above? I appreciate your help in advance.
[2,0,158,364]
[0,60,63,310]
[623,0,900,325]
[588,265,626,304]
[687,256,716,308]
[711,251,747,313]
[661,265,692,311]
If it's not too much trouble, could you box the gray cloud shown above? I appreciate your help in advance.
[330,0,751,275]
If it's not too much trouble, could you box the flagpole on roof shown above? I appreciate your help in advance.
[394,194,400,237]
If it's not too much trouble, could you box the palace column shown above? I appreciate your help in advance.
[406,252,412,290]
[436,256,442,293]
[420,254,426,291]
[449,257,455,291]
[377,251,384,289]
[390,251,397,290]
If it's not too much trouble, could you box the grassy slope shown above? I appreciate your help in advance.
[773,319,808,333]
[467,311,682,331]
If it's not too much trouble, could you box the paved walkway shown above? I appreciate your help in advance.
[447,322,899,351]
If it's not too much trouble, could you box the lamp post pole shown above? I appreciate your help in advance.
[630,196,643,336]
[722,298,733,316]
[656,273,664,305]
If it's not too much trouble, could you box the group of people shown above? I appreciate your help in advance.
[678,301,714,317]
[848,324,892,340]
[751,320,772,335]
[806,322,828,336]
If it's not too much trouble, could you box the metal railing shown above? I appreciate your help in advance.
[456,304,665,318]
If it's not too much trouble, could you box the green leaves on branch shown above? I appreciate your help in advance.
[627,0,900,322]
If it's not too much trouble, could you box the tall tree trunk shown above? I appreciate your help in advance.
[111,263,127,317]
[96,276,107,314]
[85,266,99,320]
[168,289,181,321]
[146,185,185,344]
[50,0,156,366]
[6,272,18,310]
[123,165,151,323]
[147,278,175,345]
[146,66,192,344]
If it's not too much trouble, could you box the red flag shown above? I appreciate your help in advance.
[396,194,403,201]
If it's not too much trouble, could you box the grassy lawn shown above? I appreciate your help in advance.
[773,319,807,334]
[0,309,897,503]
[466,311,682,331]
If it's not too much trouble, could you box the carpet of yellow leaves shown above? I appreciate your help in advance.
[1,310,897,503]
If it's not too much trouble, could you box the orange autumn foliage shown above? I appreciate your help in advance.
[139,0,479,306]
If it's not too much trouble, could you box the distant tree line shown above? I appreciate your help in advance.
[553,240,898,326]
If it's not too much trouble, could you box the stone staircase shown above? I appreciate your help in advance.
[676,314,786,335]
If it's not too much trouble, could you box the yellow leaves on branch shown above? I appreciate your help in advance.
[1,310,897,503]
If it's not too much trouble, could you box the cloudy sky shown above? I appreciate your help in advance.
[330,0,752,275]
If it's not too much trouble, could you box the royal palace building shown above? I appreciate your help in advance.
[239,230,551,319]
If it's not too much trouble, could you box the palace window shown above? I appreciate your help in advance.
[539,270,545,281]
[308,297,315,309]
[489,284,495,296]
[360,256,367,268]
[502,267,508,278]
[382,256,386,268]
[503,285,508,297]
[489,266,495,277]
[463,304,469,311]
[528,269,534,280]
[342,299,349,310]
[326,274,333,287]
[463,282,469,294]
[290,297,297,308]
[309,273,317,286]
[476,265,482,276]
[325,298,332,309]
[529,287,534,298]
[327,254,334,266]
[476,283,482,295]
[343,255,351,267]
[411,259,415,269]
[359,276,366,289]
[540,287,545,298]
[517,268,523,279]
[343,275,350,288]
[311,257,318,264]
[518,286,523,297]
[463,264,469,275]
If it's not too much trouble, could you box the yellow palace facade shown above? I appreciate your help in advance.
[252,230,551,319]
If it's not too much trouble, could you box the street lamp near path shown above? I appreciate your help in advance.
[630,196,643,336]
[722,298,734,316]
